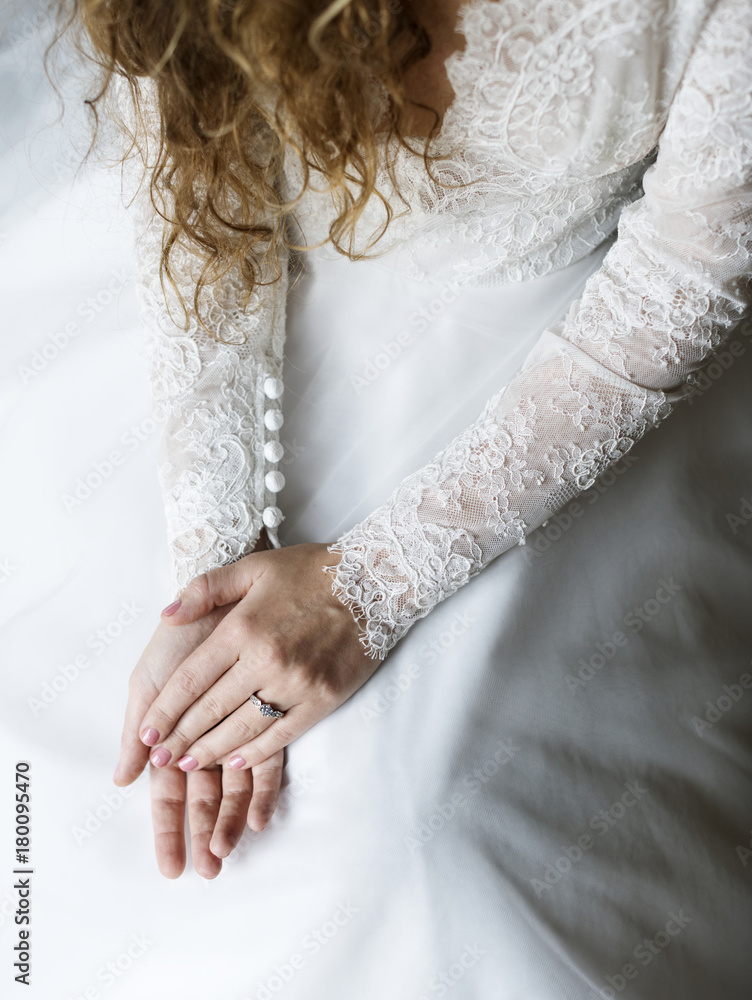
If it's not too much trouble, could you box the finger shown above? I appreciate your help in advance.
[209,767,253,858]
[217,705,316,771]
[115,674,156,786]
[121,604,241,778]
[150,763,187,879]
[174,689,299,771]
[247,750,285,833]
[186,768,223,879]
[161,556,262,626]
[164,688,294,771]
[153,666,260,769]
[139,628,241,757]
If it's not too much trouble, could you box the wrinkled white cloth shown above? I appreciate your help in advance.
[2,1,751,999]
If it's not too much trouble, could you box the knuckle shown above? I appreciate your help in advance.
[175,669,201,698]
[187,740,208,761]
[283,660,309,688]
[221,617,250,648]
[189,795,220,811]
[199,690,224,722]
[260,639,288,671]
[155,795,184,809]
[149,706,175,733]
[186,571,211,604]
[253,756,283,777]
[293,662,336,703]
[253,800,276,824]
[167,723,193,747]
[230,715,255,744]
[267,721,295,745]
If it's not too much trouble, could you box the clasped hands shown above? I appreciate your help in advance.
[113,537,379,879]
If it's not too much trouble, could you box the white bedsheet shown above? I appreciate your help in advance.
[2,8,751,1000]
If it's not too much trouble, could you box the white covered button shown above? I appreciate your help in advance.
[263,376,284,399]
[265,470,286,492]
[264,408,284,431]
[264,440,284,462]
[262,506,283,528]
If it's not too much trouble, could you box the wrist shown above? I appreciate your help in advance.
[321,535,402,661]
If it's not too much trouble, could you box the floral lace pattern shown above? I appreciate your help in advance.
[284,0,709,288]
[122,1,752,630]
[324,0,752,658]
[120,78,289,596]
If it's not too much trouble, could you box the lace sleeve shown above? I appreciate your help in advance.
[324,0,752,660]
[117,78,289,596]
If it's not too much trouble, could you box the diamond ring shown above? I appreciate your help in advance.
[249,693,285,719]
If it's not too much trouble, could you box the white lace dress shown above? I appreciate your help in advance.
[124,1,752,996]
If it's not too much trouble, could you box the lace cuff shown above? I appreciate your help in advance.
[323,333,679,660]
[324,0,752,659]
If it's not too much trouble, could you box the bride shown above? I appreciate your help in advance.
[65,0,751,996]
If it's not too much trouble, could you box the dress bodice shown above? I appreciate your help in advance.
[283,0,712,287]
[122,0,752,624]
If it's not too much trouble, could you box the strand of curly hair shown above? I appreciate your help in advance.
[48,0,463,338]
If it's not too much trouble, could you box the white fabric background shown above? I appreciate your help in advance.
[1,6,751,1000]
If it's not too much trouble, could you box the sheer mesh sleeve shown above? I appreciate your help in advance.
[324,0,752,660]
[117,77,289,596]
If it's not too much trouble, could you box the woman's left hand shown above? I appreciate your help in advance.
[138,543,380,772]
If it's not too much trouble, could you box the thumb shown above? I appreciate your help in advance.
[161,557,259,624]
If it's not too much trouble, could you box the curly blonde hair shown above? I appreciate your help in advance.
[52,0,451,334]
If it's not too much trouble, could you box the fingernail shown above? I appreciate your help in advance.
[177,755,198,771]
[113,765,119,782]
[162,599,181,616]
[141,727,160,746]
[150,748,171,767]
[228,755,246,769]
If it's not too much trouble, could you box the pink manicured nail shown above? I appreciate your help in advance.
[228,756,246,769]
[162,600,181,616]
[141,727,160,746]
[150,748,171,767]
[113,765,119,782]
[177,755,198,771]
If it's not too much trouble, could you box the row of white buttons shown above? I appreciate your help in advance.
[262,376,285,529]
